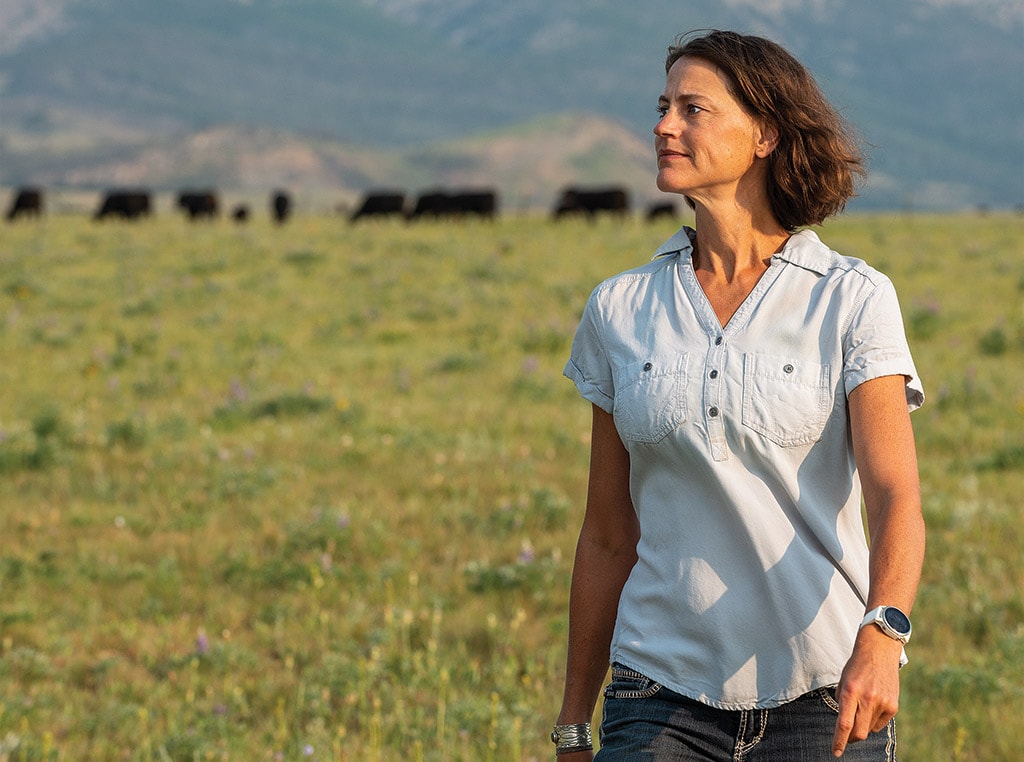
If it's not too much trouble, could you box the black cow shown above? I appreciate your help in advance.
[94,190,152,220]
[177,190,219,220]
[645,201,677,222]
[232,204,250,224]
[271,190,292,224]
[407,189,448,220]
[5,187,44,221]
[350,191,406,222]
[450,189,498,220]
[553,186,630,220]
[407,188,498,221]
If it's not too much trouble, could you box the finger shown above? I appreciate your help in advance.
[871,710,895,734]
[867,693,898,735]
[832,700,856,757]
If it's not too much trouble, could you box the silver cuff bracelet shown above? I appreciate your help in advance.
[551,722,593,754]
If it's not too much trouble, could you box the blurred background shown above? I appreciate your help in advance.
[1,0,1022,214]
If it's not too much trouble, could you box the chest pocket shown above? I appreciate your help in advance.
[612,354,689,444]
[742,353,832,447]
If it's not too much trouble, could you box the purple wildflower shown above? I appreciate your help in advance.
[518,542,535,565]
[229,378,248,403]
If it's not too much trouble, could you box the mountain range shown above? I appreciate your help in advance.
[1,0,1022,212]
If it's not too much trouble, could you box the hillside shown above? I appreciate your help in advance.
[2,115,661,214]
[1,0,1021,210]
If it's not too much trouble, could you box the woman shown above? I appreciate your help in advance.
[553,30,925,760]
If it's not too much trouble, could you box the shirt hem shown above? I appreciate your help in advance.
[844,362,924,411]
[563,358,614,413]
[609,655,844,711]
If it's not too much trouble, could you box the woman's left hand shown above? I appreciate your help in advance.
[831,624,904,756]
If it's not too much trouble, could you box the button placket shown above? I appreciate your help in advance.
[704,335,728,461]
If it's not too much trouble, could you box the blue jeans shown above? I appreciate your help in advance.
[596,664,897,761]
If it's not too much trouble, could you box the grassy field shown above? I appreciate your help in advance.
[1,211,1021,761]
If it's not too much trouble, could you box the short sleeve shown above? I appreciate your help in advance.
[843,277,924,411]
[563,289,615,413]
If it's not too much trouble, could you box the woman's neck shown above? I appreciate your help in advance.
[691,204,789,284]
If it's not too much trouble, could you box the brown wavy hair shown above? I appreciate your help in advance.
[666,30,864,230]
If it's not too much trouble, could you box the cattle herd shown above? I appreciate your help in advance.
[4,185,678,223]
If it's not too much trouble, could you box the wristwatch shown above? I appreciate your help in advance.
[861,605,912,644]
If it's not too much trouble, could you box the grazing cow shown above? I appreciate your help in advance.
[407,188,498,221]
[5,187,44,221]
[645,201,677,222]
[350,190,406,222]
[407,189,448,220]
[232,204,250,223]
[449,189,498,220]
[94,190,152,220]
[177,190,219,220]
[552,186,630,220]
[271,190,292,224]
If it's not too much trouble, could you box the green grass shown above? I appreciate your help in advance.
[1,211,1021,760]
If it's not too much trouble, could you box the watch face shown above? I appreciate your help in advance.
[883,607,911,634]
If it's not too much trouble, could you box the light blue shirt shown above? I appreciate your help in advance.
[564,226,924,709]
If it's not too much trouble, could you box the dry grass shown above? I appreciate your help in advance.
[1,211,1021,760]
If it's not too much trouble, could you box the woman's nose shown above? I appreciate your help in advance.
[654,112,677,137]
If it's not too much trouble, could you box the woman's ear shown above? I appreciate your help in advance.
[755,121,780,159]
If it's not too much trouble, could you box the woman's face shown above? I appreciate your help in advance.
[654,56,776,203]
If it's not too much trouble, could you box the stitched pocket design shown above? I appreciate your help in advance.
[816,687,840,714]
[604,665,663,700]
[741,353,831,447]
[612,354,688,444]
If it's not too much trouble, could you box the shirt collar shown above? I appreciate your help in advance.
[651,226,697,260]
[772,229,833,276]
[652,226,833,276]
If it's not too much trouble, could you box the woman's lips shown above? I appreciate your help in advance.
[658,150,687,166]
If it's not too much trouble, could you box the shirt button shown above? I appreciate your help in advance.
[783,363,794,373]
[708,407,719,417]
[643,362,653,371]
[709,370,719,379]
[715,336,723,346]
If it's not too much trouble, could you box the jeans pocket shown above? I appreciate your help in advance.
[604,664,663,700]
[741,353,832,447]
[612,354,689,444]
[815,686,840,714]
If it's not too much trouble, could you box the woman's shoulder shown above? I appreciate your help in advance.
[780,229,892,288]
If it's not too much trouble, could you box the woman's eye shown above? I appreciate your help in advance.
[686,103,703,115]
[655,105,668,117]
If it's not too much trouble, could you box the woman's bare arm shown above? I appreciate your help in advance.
[833,374,925,757]
[556,405,640,759]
